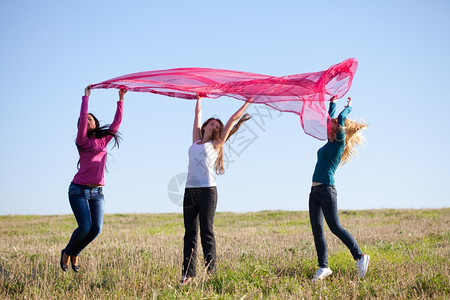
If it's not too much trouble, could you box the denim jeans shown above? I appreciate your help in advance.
[64,182,105,257]
[309,185,362,268]
[182,187,217,277]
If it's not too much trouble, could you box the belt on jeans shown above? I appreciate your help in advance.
[311,184,335,192]
[72,182,102,190]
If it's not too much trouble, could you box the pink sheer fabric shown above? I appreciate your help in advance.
[91,58,358,140]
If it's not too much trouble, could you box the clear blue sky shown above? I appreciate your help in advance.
[1,0,449,215]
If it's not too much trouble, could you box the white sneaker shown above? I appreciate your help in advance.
[180,275,192,286]
[356,254,370,279]
[312,267,332,282]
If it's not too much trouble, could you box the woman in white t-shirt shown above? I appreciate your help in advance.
[181,94,253,284]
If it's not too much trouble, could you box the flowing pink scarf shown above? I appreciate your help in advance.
[91,58,358,140]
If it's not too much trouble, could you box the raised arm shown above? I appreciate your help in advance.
[337,97,352,126]
[76,86,91,146]
[336,97,352,141]
[192,94,203,143]
[328,95,337,118]
[108,89,126,134]
[119,89,126,102]
[213,96,253,149]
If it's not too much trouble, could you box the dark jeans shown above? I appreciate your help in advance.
[64,182,104,257]
[182,187,218,277]
[309,184,362,268]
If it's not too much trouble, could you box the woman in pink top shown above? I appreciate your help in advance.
[60,86,126,272]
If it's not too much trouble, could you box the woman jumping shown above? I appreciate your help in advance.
[60,86,126,272]
[309,96,369,282]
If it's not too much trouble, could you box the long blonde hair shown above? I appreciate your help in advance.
[337,119,368,165]
[202,114,251,175]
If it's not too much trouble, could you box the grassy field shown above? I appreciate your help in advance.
[0,208,449,299]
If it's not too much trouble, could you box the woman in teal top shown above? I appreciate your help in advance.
[309,96,370,282]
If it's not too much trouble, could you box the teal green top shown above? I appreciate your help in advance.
[312,102,352,185]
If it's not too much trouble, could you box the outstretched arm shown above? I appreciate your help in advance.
[118,88,126,102]
[85,85,91,97]
[192,94,203,143]
[345,97,352,107]
[109,89,126,134]
[336,97,352,141]
[338,97,352,126]
[76,86,92,146]
[328,95,337,118]
[213,96,253,149]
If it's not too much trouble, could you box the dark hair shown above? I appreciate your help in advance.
[76,113,122,170]
[77,113,121,148]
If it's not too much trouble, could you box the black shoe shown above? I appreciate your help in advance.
[71,256,80,272]
[60,250,69,272]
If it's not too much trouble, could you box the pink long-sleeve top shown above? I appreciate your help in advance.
[72,96,123,186]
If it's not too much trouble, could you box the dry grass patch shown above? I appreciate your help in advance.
[0,208,449,299]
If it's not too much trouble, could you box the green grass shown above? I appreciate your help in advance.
[0,208,449,299]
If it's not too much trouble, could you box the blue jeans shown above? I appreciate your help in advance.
[64,182,104,257]
[309,185,362,268]
[182,187,218,277]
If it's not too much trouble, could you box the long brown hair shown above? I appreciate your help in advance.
[201,113,252,175]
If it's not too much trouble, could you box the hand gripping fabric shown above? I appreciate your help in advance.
[91,58,358,140]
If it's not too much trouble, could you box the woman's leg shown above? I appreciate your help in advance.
[320,186,363,260]
[198,187,218,274]
[64,183,93,256]
[72,187,105,256]
[183,188,199,278]
[309,188,328,268]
